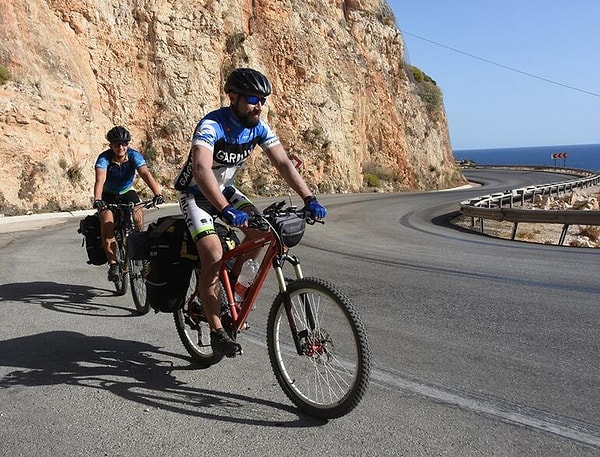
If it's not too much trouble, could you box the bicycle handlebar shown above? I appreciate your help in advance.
[104,199,157,211]
[244,200,324,231]
[264,200,324,223]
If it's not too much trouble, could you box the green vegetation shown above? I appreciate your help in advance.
[0,65,11,85]
[364,173,380,188]
[408,65,443,112]
[363,161,396,188]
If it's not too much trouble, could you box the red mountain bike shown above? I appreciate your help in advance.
[173,200,371,419]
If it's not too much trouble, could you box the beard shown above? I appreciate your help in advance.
[231,101,260,128]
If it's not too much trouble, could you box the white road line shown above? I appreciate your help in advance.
[371,367,600,449]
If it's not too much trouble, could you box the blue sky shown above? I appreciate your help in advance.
[387,1,600,150]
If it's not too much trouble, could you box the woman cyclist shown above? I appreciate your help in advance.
[93,126,164,282]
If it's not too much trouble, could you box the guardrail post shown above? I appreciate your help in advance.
[558,224,570,245]
[511,222,519,240]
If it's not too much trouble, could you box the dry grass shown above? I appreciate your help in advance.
[576,225,600,242]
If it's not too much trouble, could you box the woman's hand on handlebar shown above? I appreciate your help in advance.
[93,199,107,211]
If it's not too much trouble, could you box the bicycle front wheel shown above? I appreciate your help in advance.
[267,277,371,419]
[129,259,150,314]
[113,241,128,296]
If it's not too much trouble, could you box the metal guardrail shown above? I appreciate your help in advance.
[459,167,600,245]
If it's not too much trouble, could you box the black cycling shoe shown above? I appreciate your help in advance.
[210,329,242,358]
[108,263,120,282]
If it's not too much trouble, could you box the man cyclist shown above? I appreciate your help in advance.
[93,126,164,282]
[174,67,327,357]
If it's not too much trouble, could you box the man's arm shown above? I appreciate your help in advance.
[192,144,230,211]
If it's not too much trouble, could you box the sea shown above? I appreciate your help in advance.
[453,143,600,172]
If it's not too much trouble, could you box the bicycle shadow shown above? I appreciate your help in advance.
[0,331,325,427]
[0,281,138,317]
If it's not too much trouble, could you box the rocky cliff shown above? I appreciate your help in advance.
[0,0,465,215]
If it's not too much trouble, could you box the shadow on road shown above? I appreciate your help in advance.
[0,281,138,317]
[0,331,325,427]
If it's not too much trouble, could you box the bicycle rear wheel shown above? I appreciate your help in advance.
[173,270,231,367]
[129,259,150,314]
[267,277,371,419]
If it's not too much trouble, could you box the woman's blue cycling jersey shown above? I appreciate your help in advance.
[95,148,147,195]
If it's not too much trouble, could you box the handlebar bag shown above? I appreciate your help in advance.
[274,214,306,247]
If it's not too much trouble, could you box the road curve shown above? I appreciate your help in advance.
[0,169,598,456]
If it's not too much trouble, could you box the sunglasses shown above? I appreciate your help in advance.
[110,142,129,147]
[241,94,267,105]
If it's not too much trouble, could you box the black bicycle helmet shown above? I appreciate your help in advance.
[106,126,131,143]
[224,68,272,96]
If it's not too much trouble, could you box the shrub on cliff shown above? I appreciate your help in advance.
[0,65,11,85]
[409,65,443,112]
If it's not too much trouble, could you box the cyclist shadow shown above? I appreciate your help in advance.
[0,281,138,316]
[0,331,325,427]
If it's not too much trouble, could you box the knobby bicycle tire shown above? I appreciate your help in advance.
[266,277,371,419]
[129,258,150,315]
[113,238,128,296]
[173,270,232,367]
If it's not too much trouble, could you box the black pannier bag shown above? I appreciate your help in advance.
[78,214,107,265]
[145,215,197,313]
[274,213,305,247]
[126,229,151,260]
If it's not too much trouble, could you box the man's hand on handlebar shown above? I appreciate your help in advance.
[221,204,248,227]
[303,196,327,220]
[152,194,165,206]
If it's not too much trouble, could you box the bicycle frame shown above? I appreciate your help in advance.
[218,226,304,333]
[107,200,153,264]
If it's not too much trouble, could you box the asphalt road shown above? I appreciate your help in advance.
[0,169,598,456]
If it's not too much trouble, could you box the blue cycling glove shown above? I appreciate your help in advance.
[221,204,248,226]
[303,196,327,219]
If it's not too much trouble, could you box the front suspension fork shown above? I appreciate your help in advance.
[273,252,303,292]
[273,254,315,355]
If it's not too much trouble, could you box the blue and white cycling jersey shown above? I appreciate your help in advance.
[174,107,280,195]
[95,148,147,195]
